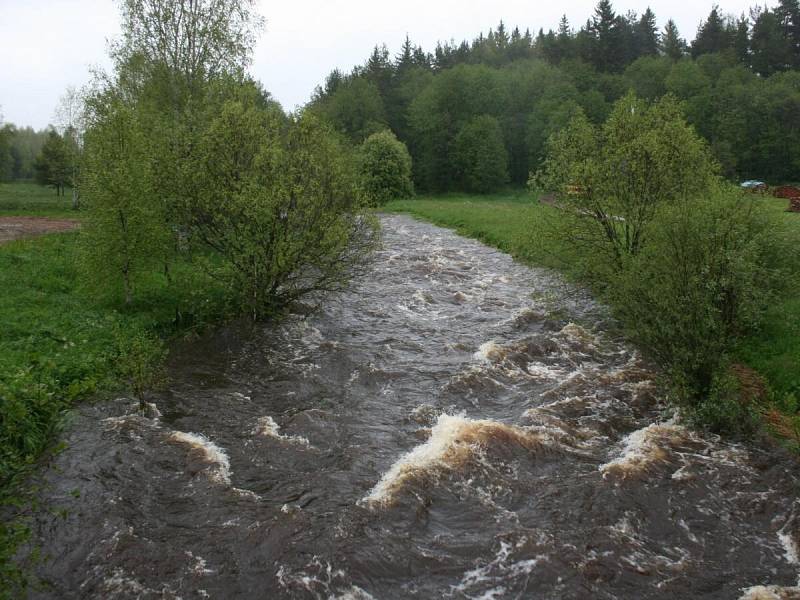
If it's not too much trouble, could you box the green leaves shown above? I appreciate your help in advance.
[358,130,414,206]
[188,105,378,319]
[453,115,509,194]
[536,92,719,268]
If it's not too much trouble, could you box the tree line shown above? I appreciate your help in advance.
[0,91,83,200]
[310,0,800,193]
[0,123,48,183]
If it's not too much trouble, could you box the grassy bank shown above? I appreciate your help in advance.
[0,206,228,591]
[0,183,79,218]
[386,191,800,436]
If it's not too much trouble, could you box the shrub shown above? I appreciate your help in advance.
[189,106,379,318]
[358,130,414,206]
[610,188,782,422]
[534,93,718,271]
[454,115,508,194]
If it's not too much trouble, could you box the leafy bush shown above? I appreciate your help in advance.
[454,115,508,194]
[609,188,782,425]
[189,105,379,318]
[358,130,413,206]
[79,96,172,305]
[113,327,166,412]
[534,93,719,271]
[686,369,761,435]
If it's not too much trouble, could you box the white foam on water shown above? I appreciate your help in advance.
[252,416,311,447]
[525,362,565,380]
[185,551,214,576]
[361,413,546,508]
[124,400,162,418]
[100,569,149,595]
[452,538,546,599]
[410,403,440,425]
[412,289,433,305]
[232,487,260,501]
[739,585,800,599]
[505,306,546,327]
[331,587,377,600]
[599,420,685,478]
[474,341,506,363]
[778,528,800,565]
[276,557,373,599]
[559,322,597,348]
[168,431,231,485]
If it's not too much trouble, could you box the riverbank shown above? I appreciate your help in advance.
[385,191,800,443]
[0,224,227,593]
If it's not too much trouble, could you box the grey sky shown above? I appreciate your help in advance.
[1,0,766,129]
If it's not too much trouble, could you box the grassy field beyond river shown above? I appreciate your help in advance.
[386,191,800,441]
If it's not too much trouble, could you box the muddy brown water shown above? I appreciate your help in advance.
[25,214,800,599]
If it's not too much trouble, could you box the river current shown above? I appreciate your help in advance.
[25,214,800,599]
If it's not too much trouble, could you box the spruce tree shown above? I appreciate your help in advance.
[733,16,750,64]
[590,0,625,71]
[661,19,686,60]
[751,8,792,75]
[775,0,800,66]
[637,8,660,57]
[692,7,731,57]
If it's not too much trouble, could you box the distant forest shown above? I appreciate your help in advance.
[309,0,800,191]
[0,126,48,182]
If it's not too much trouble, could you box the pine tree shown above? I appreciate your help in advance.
[775,0,800,66]
[692,6,731,57]
[733,16,750,64]
[34,130,70,196]
[412,46,431,69]
[496,21,509,49]
[396,34,414,72]
[365,44,393,98]
[751,8,792,74]
[590,0,626,71]
[555,15,575,62]
[637,8,660,56]
[558,14,572,38]
[661,19,686,60]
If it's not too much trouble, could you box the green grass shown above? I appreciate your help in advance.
[0,182,80,218]
[386,190,800,411]
[736,197,800,401]
[386,191,579,272]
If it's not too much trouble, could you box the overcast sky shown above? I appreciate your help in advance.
[0,0,766,129]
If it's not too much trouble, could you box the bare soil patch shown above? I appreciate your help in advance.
[0,216,80,245]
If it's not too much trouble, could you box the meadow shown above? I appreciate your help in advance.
[0,183,78,218]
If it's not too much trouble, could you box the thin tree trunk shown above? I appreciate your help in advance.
[123,265,132,305]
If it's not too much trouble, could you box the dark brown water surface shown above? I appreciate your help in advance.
[27,215,800,599]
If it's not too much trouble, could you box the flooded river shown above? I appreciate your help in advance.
[26,214,800,599]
